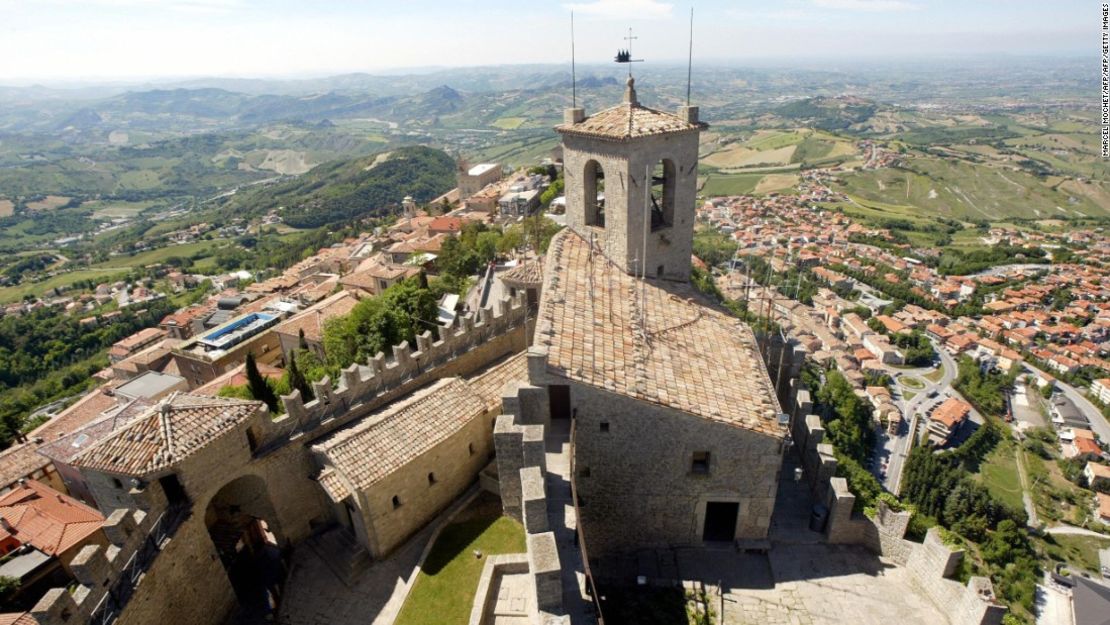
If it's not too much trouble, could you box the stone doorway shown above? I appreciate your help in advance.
[548,384,571,419]
[703,501,739,542]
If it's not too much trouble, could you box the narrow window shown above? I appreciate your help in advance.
[391,495,401,509]
[584,160,605,227]
[657,265,665,278]
[468,443,475,456]
[600,422,610,433]
[427,472,437,485]
[691,452,710,475]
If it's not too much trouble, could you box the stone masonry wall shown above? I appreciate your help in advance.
[494,387,562,617]
[561,128,699,281]
[264,292,528,451]
[351,407,497,558]
[567,382,783,555]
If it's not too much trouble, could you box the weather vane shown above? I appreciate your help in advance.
[615,27,643,78]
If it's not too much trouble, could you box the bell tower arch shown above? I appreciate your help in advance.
[557,77,704,281]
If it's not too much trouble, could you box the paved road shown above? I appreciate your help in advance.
[1021,363,1110,443]
[882,338,958,494]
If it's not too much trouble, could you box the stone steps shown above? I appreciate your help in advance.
[306,526,372,587]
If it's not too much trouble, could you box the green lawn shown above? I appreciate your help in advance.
[1038,534,1110,575]
[923,368,946,383]
[396,495,526,625]
[976,441,1025,513]
[901,376,926,390]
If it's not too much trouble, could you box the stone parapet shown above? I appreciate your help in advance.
[528,531,562,614]
[258,292,527,449]
[31,482,175,625]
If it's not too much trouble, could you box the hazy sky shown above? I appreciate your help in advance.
[0,0,1098,82]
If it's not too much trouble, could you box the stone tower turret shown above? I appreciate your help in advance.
[556,77,705,281]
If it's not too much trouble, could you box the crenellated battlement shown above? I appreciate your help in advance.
[31,481,183,625]
[247,291,529,451]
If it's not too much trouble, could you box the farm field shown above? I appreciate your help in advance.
[831,154,1110,220]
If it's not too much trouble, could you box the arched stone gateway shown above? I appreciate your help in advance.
[205,474,286,615]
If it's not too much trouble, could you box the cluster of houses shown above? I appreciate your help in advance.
[0,158,559,615]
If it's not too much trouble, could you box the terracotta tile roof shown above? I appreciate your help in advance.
[312,378,488,491]
[70,393,261,477]
[0,479,104,556]
[465,352,529,411]
[535,229,784,437]
[316,469,350,502]
[0,613,35,625]
[930,397,971,429]
[500,261,544,287]
[0,389,121,488]
[556,79,701,141]
[274,290,360,343]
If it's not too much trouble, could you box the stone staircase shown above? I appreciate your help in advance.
[306,526,372,587]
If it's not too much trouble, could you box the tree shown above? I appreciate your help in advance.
[287,351,314,402]
[245,353,278,413]
[0,575,20,611]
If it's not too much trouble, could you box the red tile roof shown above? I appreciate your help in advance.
[0,480,104,556]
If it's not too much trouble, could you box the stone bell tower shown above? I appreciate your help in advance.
[556,77,705,281]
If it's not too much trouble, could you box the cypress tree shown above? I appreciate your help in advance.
[245,353,278,413]
[298,327,309,351]
[288,352,315,402]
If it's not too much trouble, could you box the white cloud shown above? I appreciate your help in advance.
[812,0,918,11]
[562,0,673,20]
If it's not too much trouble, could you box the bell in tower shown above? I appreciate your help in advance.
[555,77,704,282]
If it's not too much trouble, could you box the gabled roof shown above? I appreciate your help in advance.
[70,393,261,477]
[313,378,488,491]
[0,479,104,556]
[535,229,784,437]
[555,78,702,141]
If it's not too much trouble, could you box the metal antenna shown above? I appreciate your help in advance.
[686,7,694,106]
[571,11,577,108]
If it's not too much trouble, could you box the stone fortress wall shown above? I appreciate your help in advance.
[493,351,563,619]
[783,348,1008,625]
[29,293,531,625]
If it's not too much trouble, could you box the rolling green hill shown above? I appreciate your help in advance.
[229,145,457,229]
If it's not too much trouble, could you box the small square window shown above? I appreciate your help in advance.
[691,452,710,475]
[428,472,437,485]
[112,478,123,489]
[391,495,401,509]
[600,422,610,433]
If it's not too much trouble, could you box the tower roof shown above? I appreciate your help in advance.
[556,77,703,141]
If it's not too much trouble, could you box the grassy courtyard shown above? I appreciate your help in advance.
[395,495,526,625]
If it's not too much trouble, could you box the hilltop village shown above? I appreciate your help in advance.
[0,79,1107,625]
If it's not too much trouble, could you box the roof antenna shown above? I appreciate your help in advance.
[571,11,577,108]
[686,7,694,106]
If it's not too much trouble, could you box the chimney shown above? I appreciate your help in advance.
[678,105,699,124]
[564,107,585,124]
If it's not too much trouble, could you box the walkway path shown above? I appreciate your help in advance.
[545,418,593,624]
[1012,439,1040,527]
[1044,525,1110,539]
